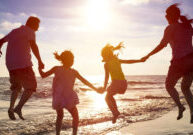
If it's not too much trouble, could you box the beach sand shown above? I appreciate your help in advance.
[107,106,193,135]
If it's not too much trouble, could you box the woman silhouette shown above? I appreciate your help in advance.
[142,4,193,123]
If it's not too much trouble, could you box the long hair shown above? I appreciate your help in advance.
[101,42,124,62]
[166,4,192,25]
[54,50,74,68]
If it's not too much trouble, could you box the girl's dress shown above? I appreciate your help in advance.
[52,66,79,110]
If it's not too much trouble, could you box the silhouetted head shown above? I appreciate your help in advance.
[101,44,114,62]
[165,4,193,25]
[26,16,40,31]
[165,4,180,24]
[54,50,74,68]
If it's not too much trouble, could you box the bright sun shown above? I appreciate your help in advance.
[85,0,111,30]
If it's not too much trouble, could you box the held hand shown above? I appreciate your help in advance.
[96,87,106,94]
[140,55,149,62]
[38,61,44,69]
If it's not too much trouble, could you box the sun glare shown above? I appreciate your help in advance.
[86,91,106,109]
[85,0,111,30]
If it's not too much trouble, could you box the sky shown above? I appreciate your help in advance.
[0,0,193,77]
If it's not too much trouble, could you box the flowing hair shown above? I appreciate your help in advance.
[166,3,193,26]
[54,50,74,68]
[101,42,124,62]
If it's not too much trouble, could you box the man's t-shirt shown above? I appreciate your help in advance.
[160,23,193,61]
[4,25,35,71]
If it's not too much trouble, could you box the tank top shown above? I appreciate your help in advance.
[107,57,125,80]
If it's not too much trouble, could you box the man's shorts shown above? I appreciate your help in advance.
[9,67,37,92]
[166,52,193,86]
[107,80,128,95]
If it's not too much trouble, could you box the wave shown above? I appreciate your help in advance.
[127,81,165,85]
[119,95,170,101]
[127,87,165,91]
[142,95,170,99]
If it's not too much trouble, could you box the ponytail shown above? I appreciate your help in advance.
[54,52,61,61]
[113,42,124,51]
[53,51,74,68]
[180,15,193,24]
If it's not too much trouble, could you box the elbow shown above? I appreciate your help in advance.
[39,73,45,78]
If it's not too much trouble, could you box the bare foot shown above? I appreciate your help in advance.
[177,106,186,120]
[112,112,120,124]
[14,108,25,120]
[8,109,16,120]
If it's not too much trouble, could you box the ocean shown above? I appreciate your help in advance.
[0,75,189,135]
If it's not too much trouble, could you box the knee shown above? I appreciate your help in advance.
[57,110,63,120]
[181,82,190,92]
[105,94,109,102]
[105,93,113,102]
[165,81,175,92]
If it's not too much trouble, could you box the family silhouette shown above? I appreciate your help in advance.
[0,3,193,135]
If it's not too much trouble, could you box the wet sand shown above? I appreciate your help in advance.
[107,106,193,135]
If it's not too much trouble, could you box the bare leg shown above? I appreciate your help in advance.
[105,93,120,123]
[14,90,33,120]
[8,90,19,120]
[68,107,79,135]
[166,72,185,120]
[56,109,64,135]
[181,72,193,123]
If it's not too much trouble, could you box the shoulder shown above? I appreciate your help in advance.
[4,28,18,41]
[163,24,177,37]
[70,68,79,75]
[52,66,61,72]
[164,24,174,33]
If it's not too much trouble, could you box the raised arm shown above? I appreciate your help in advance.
[142,26,171,61]
[30,40,44,69]
[39,67,56,78]
[119,59,144,64]
[0,37,8,57]
[103,63,109,90]
[142,43,167,61]
[75,71,98,91]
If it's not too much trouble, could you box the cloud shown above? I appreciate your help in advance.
[120,0,150,5]
[0,33,5,38]
[0,21,21,31]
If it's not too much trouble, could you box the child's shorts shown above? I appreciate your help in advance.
[9,67,37,92]
[107,80,127,95]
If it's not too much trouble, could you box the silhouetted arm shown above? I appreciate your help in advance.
[142,43,167,60]
[39,67,56,78]
[75,71,98,91]
[103,63,109,90]
[142,26,171,61]
[0,37,7,57]
[119,59,144,64]
[30,40,44,69]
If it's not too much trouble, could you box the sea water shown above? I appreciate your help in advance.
[0,76,189,135]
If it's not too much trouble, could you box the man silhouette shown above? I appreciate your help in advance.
[0,16,44,120]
